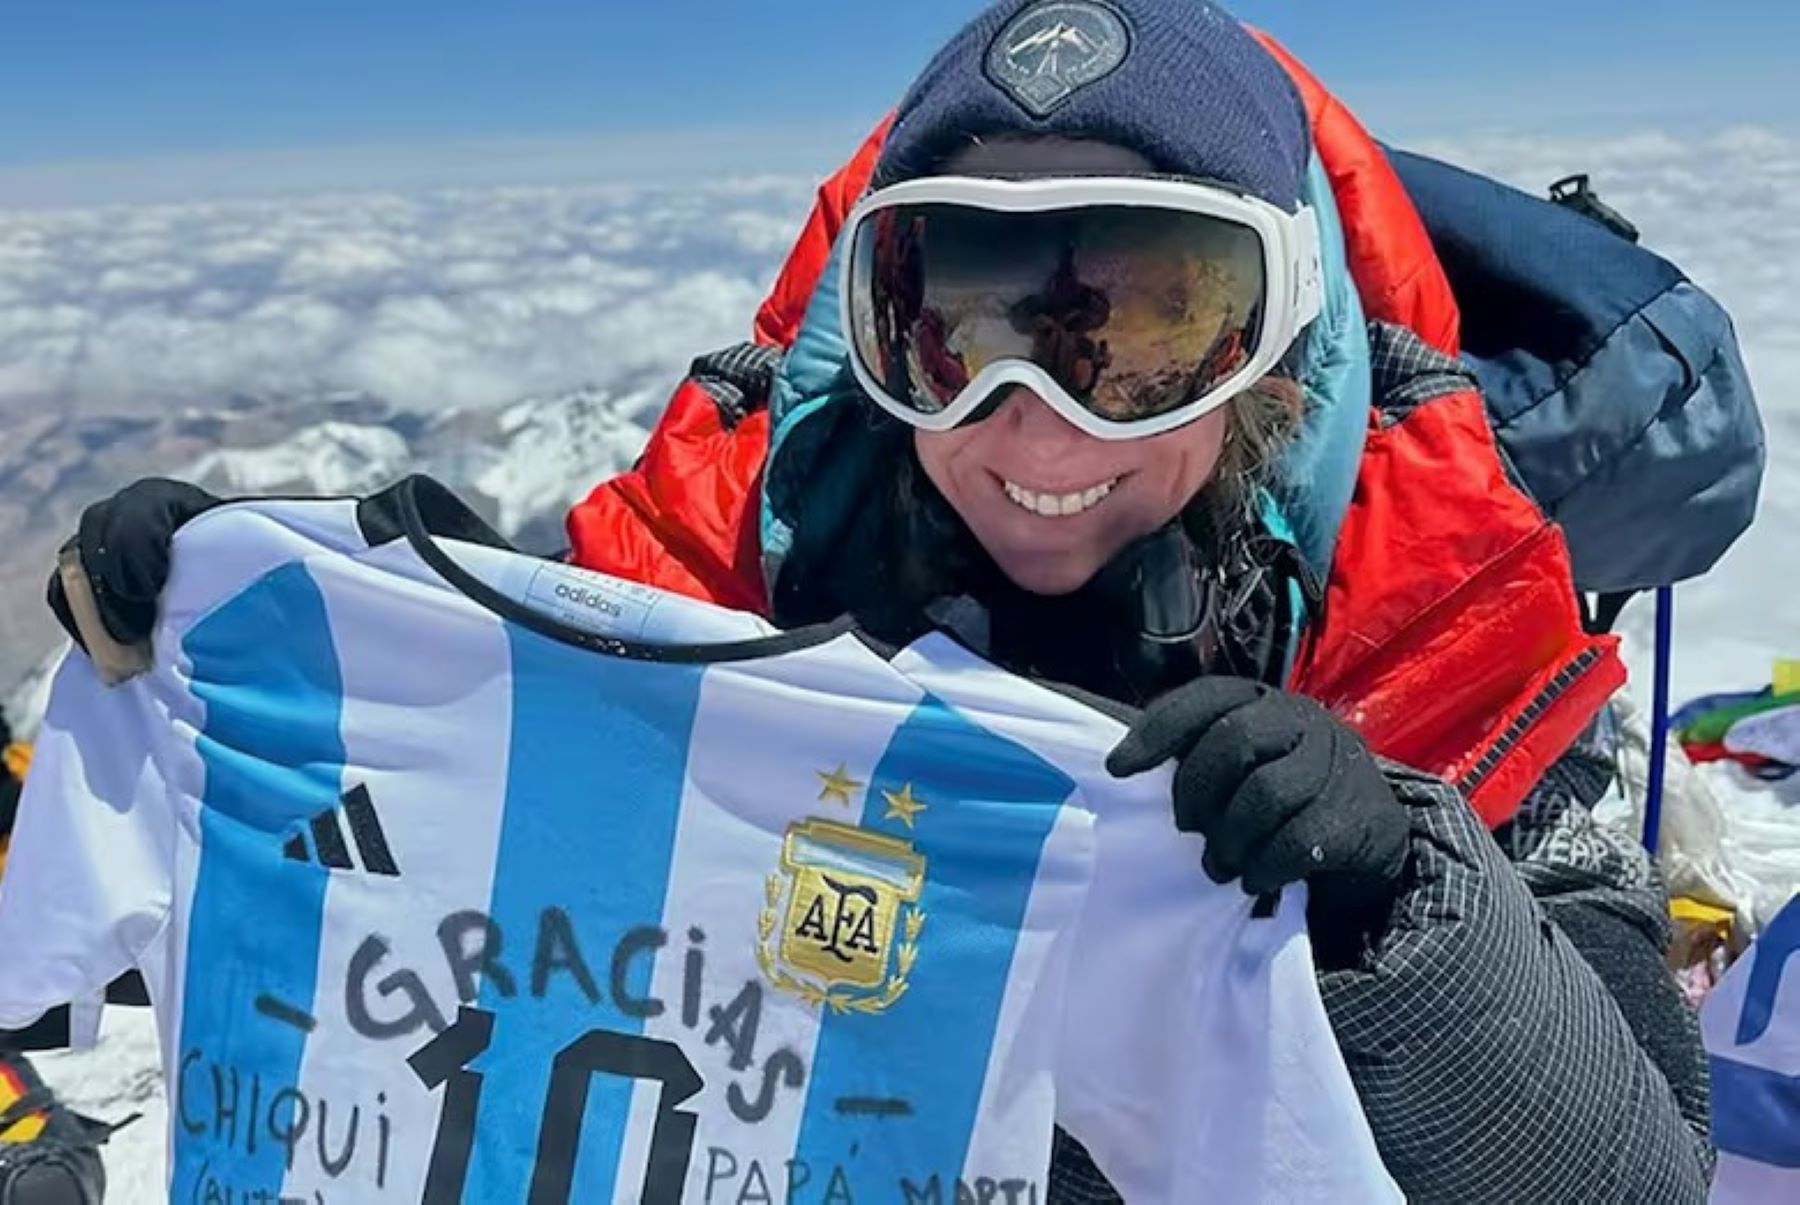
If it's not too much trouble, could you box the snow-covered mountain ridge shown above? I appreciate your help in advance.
[0,381,660,695]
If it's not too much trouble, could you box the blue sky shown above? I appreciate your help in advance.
[1,0,1793,203]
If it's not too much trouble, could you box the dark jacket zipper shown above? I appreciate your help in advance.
[1456,645,1608,798]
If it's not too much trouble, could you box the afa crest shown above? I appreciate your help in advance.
[757,818,927,1014]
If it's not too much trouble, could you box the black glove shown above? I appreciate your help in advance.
[1107,676,1410,926]
[46,479,221,652]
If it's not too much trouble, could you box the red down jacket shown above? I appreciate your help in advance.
[565,36,1624,828]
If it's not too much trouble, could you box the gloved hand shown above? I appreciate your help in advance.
[1106,677,1410,920]
[45,478,220,653]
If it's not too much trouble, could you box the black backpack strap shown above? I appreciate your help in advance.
[689,343,784,430]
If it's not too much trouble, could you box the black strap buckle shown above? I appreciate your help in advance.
[1549,174,1642,244]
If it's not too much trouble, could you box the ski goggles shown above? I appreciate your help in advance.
[841,175,1323,441]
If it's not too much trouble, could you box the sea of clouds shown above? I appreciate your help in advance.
[0,124,1795,699]
[0,176,813,417]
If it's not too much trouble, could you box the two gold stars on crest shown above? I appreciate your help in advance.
[815,763,928,829]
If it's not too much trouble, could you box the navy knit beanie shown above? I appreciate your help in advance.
[874,0,1311,213]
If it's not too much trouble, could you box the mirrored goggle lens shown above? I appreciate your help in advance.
[849,201,1269,424]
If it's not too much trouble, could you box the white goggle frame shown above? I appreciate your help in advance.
[841,174,1323,441]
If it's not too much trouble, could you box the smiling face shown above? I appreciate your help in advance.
[911,136,1235,596]
[914,384,1231,595]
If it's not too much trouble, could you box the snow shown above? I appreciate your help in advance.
[3,646,61,743]
[1703,766,1800,930]
[474,385,654,535]
[183,422,412,496]
[25,1009,166,1205]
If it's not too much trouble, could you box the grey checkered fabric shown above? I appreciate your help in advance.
[688,342,783,428]
[1497,717,1714,1175]
[1368,321,1476,419]
[1045,756,1712,1204]
[1324,764,1710,1203]
[1048,1129,1126,1203]
[1500,719,1655,891]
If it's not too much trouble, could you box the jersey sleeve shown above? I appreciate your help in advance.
[888,634,1400,1201]
[0,651,178,1029]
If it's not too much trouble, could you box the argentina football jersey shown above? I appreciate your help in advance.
[0,476,1398,1203]
[1703,896,1800,1203]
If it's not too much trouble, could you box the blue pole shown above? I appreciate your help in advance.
[1644,586,1675,854]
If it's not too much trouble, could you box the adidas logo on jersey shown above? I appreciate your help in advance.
[283,784,399,877]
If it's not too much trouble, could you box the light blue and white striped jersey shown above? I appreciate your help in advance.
[1702,895,1800,1203]
[0,479,1397,1203]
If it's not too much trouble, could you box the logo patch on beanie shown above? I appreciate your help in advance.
[986,1,1131,117]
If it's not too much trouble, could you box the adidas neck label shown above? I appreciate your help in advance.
[437,540,776,645]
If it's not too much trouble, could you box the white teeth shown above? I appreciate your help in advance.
[1002,477,1118,517]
